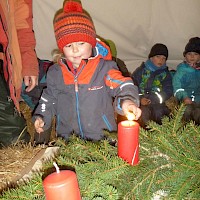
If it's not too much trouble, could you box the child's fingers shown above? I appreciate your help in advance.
[134,107,142,120]
[122,100,142,120]
[34,118,45,133]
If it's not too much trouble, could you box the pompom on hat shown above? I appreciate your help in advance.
[148,43,168,60]
[53,0,96,51]
[183,37,200,56]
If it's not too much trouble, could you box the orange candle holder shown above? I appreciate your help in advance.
[118,120,139,165]
[43,162,81,200]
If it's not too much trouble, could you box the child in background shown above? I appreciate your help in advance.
[131,43,173,128]
[33,0,141,143]
[173,37,200,124]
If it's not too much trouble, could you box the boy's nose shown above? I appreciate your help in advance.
[72,44,78,52]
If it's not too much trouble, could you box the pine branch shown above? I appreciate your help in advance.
[1,106,200,199]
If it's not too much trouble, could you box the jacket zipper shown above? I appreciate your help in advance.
[62,60,85,138]
[74,76,84,138]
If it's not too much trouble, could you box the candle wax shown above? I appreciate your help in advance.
[118,120,139,165]
[43,170,81,200]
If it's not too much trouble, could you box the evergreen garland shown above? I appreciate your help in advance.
[1,105,199,200]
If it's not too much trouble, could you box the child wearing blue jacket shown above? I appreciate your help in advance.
[131,43,173,128]
[173,37,200,124]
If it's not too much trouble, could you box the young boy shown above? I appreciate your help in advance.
[173,37,200,124]
[33,0,141,142]
[131,43,173,128]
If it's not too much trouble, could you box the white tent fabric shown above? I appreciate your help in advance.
[33,0,200,72]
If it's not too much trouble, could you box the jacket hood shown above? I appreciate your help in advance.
[92,38,112,60]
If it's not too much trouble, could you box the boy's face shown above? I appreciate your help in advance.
[63,42,92,68]
[150,55,166,67]
[185,52,200,65]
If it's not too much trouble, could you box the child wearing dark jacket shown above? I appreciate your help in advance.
[33,0,141,143]
[173,37,200,124]
[131,43,173,128]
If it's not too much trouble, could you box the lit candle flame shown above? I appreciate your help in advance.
[126,112,135,121]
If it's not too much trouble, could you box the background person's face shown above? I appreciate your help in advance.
[185,52,200,65]
[150,55,166,67]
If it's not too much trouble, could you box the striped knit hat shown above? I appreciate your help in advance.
[54,0,96,51]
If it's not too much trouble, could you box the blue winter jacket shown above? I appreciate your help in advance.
[173,62,200,103]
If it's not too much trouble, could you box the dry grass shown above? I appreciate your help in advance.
[0,142,44,191]
[0,102,57,192]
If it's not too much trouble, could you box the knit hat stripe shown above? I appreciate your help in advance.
[54,23,95,38]
[56,28,96,41]
[54,1,96,51]
[54,18,95,32]
[54,13,92,24]
[57,34,96,50]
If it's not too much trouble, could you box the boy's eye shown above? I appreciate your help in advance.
[187,52,199,56]
[156,55,166,60]
[77,42,85,45]
[66,44,71,48]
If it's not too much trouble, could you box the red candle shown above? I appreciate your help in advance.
[118,120,139,165]
[43,163,81,200]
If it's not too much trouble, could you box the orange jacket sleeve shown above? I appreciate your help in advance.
[15,0,39,77]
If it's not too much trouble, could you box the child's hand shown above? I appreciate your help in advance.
[122,100,142,120]
[34,117,45,133]
[183,97,192,105]
[141,97,151,105]
[24,76,38,92]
